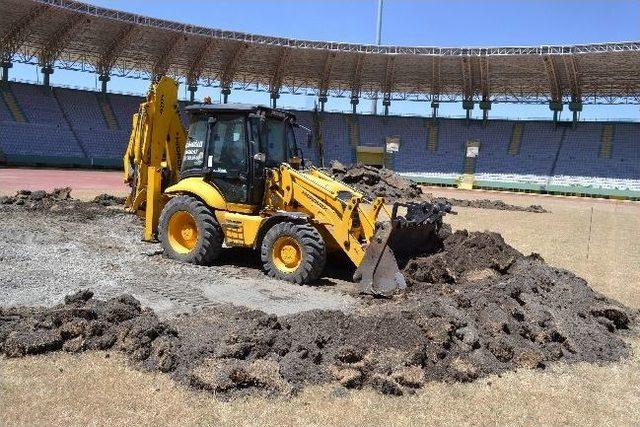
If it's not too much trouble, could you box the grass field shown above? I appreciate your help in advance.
[1,180,639,426]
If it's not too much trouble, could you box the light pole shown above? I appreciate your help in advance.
[371,0,383,115]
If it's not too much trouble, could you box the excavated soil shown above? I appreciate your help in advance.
[1,215,635,399]
[329,161,548,213]
[433,197,547,213]
[330,161,423,201]
[0,188,120,220]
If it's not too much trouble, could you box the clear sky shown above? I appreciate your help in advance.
[10,0,640,120]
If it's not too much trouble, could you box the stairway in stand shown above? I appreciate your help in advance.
[1,87,27,122]
[508,122,524,155]
[427,120,438,152]
[599,124,614,158]
[97,94,120,130]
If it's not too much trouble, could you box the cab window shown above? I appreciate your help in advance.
[285,123,298,159]
[182,118,208,172]
[265,118,285,167]
[208,115,247,174]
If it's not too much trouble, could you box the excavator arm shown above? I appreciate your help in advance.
[123,77,186,241]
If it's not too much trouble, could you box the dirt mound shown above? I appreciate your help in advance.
[328,162,547,212]
[2,235,635,400]
[329,161,423,201]
[0,187,72,208]
[403,229,522,284]
[92,194,126,206]
[0,188,123,219]
[434,197,548,213]
[0,291,178,372]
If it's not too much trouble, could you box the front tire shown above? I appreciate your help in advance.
[158,195,223,265]
[261,222,326,284]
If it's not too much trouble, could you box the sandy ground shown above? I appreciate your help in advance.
[1,172,639,425]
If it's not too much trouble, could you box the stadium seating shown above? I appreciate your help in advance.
[108,93,142,130]
[55,88,110,131]
[0,121,85,158]
[9,82,67,126]
[0,96,13,121]
[0,82,638,198]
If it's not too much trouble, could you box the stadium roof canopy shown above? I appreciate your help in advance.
[1,0,640,105]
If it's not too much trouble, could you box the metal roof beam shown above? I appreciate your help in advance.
[431,56,441,101]
[542,55,562,102]
[97,24,138,76]
[38,13,90,66]
[318,52,336,96]
[382,56,395,98]
[269,47,292,95]
[186,39,216,86]
[461,56,473,100]
[221,42,248,89]
[0,4,50,61]
[151,34,184,81]
[350,54,365,98]
[563,55,582,101]
[479,56,490,100]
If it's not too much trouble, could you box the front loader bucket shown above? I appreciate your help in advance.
[355,201,451,297]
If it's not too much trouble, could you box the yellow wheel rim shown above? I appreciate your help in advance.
[167,211,198,254]
[272,236,302,273]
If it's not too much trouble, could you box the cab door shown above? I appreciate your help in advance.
[204,114,251,204]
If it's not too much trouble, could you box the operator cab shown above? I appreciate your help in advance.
[181,103,311,205]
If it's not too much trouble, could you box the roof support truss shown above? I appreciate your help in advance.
[221,42,248,89]
[479,56,490,100]
[350,54,365,98]
[431,56,441,100]
[97,24,138,76]
[563,55,582,101]
[318,52,336,97]
[269,47,292,95]
[1,4,50,62]
[38,13,89,66]
[151,34,184,80]
[186,39,216,86]
[461,56,473,100]
[542,55,562,102]
[382,56,395,98]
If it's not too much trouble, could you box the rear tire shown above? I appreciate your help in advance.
[261,222,326,284]
[158,195,223,265]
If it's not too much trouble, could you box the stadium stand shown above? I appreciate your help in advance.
[0,82,638,198]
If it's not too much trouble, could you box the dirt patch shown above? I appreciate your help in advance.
[0,188,122,220]
[2,228,635,400]
[92,194,126,206]
[0,187,73,208]
[434,197,548,213]
[329,161,547,213]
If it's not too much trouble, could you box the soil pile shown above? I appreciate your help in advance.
[329,162,547,212]
[0,187,73,208]
[0,291,179,374]
[92,194,126,206]
[435,198,548,213]
[0,188,122,219]
[2,230,635,400]
[329,161,423,201]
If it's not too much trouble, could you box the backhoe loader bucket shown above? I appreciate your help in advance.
[355,201,451,297]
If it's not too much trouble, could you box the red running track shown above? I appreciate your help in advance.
[0,167,128,199]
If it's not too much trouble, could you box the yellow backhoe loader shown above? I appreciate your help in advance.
[123,77,449,296]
